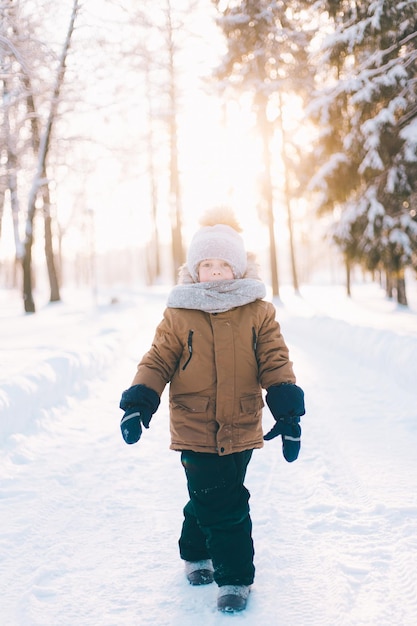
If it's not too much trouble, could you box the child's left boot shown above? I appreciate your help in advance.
[217,585,251,612]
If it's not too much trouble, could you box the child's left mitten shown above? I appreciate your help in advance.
[263,383,305,462]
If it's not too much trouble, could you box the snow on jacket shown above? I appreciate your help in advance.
[131,259,296,456]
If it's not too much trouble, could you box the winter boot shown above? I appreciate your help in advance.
[185,559,214,586]
[217,585,251,612]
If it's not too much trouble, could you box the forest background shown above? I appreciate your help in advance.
[1,0,417,312]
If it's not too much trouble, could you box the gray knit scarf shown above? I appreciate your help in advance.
[166,279,267,313]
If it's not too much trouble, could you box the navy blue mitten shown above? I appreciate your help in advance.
[119,384,160,444]
[264,384,305,462]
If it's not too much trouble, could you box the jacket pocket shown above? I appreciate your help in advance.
[170,394,213,446]
[171,394,210,413]
[240,394,264,414]
[236,393,264,444]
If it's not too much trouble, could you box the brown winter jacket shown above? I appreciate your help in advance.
[131,264,296,456]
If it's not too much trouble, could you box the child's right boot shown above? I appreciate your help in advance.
[185,559,214,585]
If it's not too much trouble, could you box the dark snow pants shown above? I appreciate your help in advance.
[179,449,255,587]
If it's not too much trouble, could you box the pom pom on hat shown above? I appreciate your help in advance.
[198,207,243,232]
[187,208,247,281]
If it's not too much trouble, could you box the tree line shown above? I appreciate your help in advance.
[1,0,416,312]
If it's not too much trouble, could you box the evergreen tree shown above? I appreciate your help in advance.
[309,0,417,304]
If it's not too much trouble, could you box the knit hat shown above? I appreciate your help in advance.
[187,208,247,281]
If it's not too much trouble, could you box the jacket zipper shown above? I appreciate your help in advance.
[182,330,194,370]
[252,327,257,353]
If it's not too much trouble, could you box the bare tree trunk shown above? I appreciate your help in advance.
[0,178,5,243]
[345,255,351,297]
[43,193,60,301]
[277,94,299,293]
[385,269,393,298]
[165,0,184,282]
[396,269,408,306]
[24,78,61,303]
[22,0,79,312]
[144,60,160,284]
[22,235,35,311]
[0,15,7,249]
[257,96,279,297]
[3,74,24,271]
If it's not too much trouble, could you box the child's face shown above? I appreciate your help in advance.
[198,258,234,282]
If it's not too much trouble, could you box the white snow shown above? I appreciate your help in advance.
[1,280,417,626]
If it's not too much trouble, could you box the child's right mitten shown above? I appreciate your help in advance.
[119,384,160,445]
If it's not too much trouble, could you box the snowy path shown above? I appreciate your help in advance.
[1,284,417,625]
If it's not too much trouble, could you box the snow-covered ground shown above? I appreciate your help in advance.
[1,280,417,626]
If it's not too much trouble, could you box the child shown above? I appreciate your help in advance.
[119,208,305,613]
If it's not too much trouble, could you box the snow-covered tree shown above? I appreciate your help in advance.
[0,0,81,311]
[213,0,314,295]
[110,0,205,283]
[309,0,417,304]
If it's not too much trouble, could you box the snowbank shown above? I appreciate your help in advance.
[0,289,149,444]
